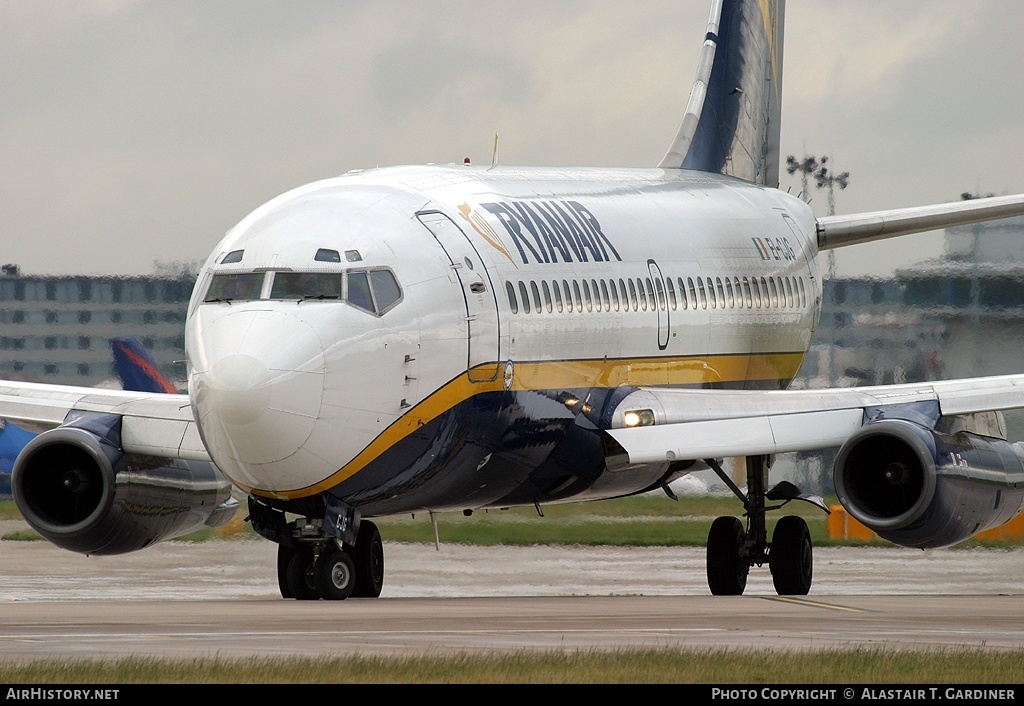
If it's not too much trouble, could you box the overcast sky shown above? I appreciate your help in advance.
[2,1,1023,278]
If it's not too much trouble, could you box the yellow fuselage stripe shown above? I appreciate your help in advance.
[251,351,806,500]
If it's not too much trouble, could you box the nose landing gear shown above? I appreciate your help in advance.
[274,519,385,601]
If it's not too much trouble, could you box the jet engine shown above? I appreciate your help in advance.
[12,415,238,555]
[833,417,1024,548]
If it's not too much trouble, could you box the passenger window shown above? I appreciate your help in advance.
[654,278,666,311]
[666,278,677,310]
[573,281,583,312]
[697,278,707,310]
[519,282,531,314]
[506,282,519,314]
[724,278,735,308]
[563,280,574,312]
[610,279,620,312]
[589,280,601,312]
[542,281,553,313]
[687,278,698,310]
[530,281,542,313]
[204,273,264,302]
[600,280,611,311]
[552,281,563,312]
[582,280,593,312]
[677,278,688,310]
[628,279,638,311]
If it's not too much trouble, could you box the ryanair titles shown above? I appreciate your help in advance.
[480,200,622,265]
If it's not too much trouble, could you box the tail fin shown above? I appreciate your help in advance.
[0,419,36,496]
[110,337,180,394]
[659,0,785,188]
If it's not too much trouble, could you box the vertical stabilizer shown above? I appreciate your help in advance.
[111,337,180,394]
[659,0,785,188]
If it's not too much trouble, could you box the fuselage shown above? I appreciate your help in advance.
[184,164,821,515]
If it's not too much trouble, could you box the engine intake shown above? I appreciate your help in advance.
[12,418,237,555]
[834,418,1024,548]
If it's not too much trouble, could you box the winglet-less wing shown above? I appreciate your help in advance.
[817,193,1024,250]
[0,379,209,461]
[606,376,1024,550]
[605,374,1024,463]
[1,378,235,555]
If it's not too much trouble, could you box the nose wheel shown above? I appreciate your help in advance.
[275,519,386,600]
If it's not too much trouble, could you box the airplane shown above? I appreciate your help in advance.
[4,0,1024,598]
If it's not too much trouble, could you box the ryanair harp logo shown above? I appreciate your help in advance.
[459,200,622,266]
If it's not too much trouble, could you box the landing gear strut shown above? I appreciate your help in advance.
[704,455,821,596]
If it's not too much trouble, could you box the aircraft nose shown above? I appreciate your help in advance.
[191,309,325,479]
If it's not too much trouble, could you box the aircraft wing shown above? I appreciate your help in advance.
[817,193,1024,250]
[0,379,209,462]
[605,374,1024,463]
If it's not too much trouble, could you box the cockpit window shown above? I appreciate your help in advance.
[314,248,341,263]
[220,250,244,264]
[347,268,402,315]
[270,272,341,300]
[346,271,374,312]
[369,270,402,311]
[204,272,264,302]
[203,267,402,315]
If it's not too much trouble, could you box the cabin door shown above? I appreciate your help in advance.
[417,211,502,382]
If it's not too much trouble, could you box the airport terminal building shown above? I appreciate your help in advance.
[0,264,195,388]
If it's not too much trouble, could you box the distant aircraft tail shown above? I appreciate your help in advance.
[0,419,36,496]
[1,339,179,497]
[110,337,180,394]
[659,0,785,188]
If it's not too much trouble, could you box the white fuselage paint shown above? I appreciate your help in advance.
[185,165,821,503]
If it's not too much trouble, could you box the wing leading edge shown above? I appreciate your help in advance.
[0,380,208,461]
[605,374,1024,463]
[817,193,1024,250]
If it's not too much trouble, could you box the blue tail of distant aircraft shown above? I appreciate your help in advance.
[0,419,36,497]
[110,337,180,394]
[0,338,178,496]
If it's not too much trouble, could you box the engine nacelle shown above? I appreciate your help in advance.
[12,418,238,555]
[833,418,1024,548]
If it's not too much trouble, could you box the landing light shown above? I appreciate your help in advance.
[623,409,656,427]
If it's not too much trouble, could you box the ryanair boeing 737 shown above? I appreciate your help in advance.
[6,0,1024,598]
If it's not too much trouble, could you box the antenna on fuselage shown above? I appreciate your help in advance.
[488,132,499,170]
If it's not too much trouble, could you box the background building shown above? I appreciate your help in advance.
[0,265,196,389]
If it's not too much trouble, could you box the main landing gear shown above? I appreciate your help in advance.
[276,520,385,601]
[703,455,825,596]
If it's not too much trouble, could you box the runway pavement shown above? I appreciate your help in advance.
[2,536,1024,661]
